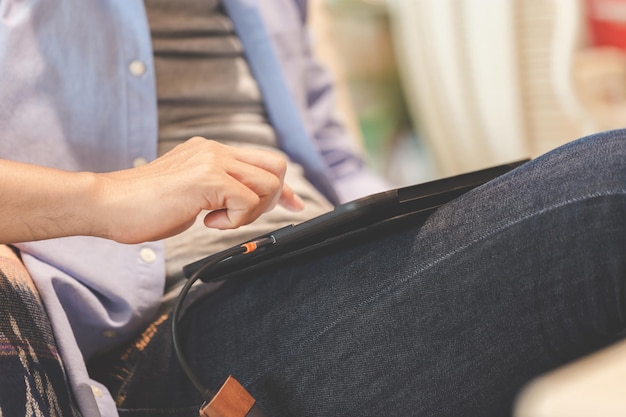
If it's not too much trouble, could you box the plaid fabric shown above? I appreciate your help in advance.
[0,254,82,417]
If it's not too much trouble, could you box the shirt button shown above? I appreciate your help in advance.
[91,385,103,398]
[140,247,156,264]
[133,157,148,167]
[129,60,146,76]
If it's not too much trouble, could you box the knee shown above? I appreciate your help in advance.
[529,129,626,194]
[555,129,626,173]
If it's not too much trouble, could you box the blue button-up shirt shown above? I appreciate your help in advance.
[0,1,388,415]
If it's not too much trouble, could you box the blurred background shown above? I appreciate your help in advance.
[309,0,626,186]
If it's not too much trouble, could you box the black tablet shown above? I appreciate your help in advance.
[183,159,528,282]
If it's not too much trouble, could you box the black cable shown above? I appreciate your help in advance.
[171,237,276,402]
[172,245,246,401]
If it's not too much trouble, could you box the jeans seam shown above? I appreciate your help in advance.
[242,189,626,387]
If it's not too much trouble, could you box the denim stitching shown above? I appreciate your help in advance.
[243,189,626,386]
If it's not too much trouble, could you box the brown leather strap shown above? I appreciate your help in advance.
[199,376,262,417]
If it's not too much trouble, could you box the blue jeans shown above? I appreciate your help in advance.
[97,130,626,416]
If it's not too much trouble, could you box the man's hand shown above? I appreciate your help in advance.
[0,137,304,245]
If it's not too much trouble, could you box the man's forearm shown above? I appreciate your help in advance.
[0,159,101,244]
[0,138,304,245]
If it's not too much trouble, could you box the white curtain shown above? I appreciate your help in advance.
[386,0,593,176]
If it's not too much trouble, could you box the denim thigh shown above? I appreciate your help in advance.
[108,130,626,417]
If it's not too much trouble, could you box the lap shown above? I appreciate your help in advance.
[108,131,626,417]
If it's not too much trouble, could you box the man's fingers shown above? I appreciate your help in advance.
[202,182,304,230]
[275,183,304,212]
[176,138,304,230]
[228,145,288,181]
[226,159,283,203]
[201,176,263,229]
[203,209,236,230]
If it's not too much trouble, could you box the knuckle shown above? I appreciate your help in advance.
[188,136,205,144]
[248,193,261,208]
[230,216,246,229]
[273,155,287,176]
[267,174,281,192]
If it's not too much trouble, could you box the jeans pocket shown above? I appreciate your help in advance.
[117,405,200,417]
